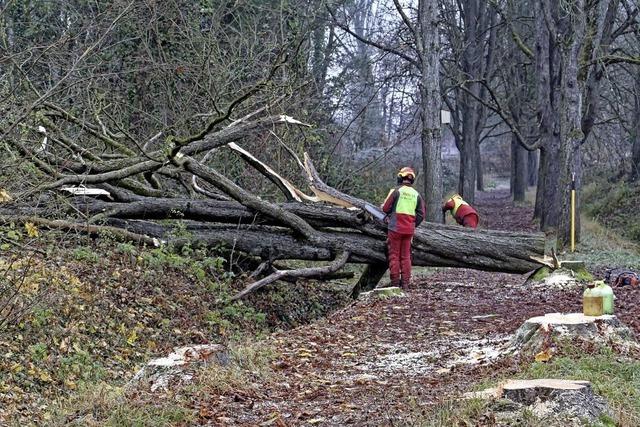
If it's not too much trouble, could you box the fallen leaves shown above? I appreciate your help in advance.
[0,188,12,202]
[24,222,39,238]
[534,349,554,363]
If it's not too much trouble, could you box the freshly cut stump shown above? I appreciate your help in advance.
[502,379,591,405]
[466,379,611,425]
[510,313,638,357]
[128,344,227,392]
[360,286,405,301]
[502,379,609,424]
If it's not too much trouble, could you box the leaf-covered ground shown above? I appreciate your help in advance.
[0,239,346,425]
[189,275,639,425]
[166,190,640,425]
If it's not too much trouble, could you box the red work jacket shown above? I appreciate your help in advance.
[382,185,426,235]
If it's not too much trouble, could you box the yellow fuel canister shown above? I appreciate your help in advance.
[583,283,603,316]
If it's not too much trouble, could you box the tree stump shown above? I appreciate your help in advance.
[127,344,227,393]
[502,379,592,405]
[510,313,638,358]
[501,379,610,424]
[465,379,611,426]
[359,286,405,301]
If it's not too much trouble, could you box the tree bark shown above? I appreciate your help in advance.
[629,75,640,182]
[528,150,538,187]
[533,148,545,220]
[557,0,586,249]
[533,0,562,231]
[476,144,484,192]
[418,0,443,223]
[511,137,527,202]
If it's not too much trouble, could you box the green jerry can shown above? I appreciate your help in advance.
[595,280,615,315]
[583,283,603,316]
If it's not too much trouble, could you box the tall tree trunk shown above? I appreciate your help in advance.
[456,0,484,204]
[476,144,484,191]
[458,118,477,202]
[540,139,561,231]
[534,0,562,231]
[528,150,539,187]
[557,0,586,249]
[533,148,546,220]
[512,137,527,202]
[419,0,443,222]
[630,76,640,182]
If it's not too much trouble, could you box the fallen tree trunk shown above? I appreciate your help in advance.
[103,218,544,275]
[2,197,546,274]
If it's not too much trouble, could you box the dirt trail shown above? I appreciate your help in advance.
[201,190,639,426]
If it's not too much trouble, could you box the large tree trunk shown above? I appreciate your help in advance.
[533,148,545,220]
[534,0,562,232]
[630,75,640,182]
[458,123,477,203]
[418,0,443,223]
[1,198,546,275]
[476,144,484,192]
[528,150,539,187]
[540,140,561,231]
[511,137,527,202]
[556,0,586,249]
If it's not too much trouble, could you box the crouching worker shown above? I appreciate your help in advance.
[381,167,426,289]
[442,194,479,229]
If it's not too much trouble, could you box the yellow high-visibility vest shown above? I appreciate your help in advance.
[451,196,469,216]
[395,186,419,215]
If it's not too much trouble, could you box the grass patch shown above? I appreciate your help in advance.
[565,216,640,269]
[187,340,276,395]
[44,383,194,427]
[409,398,494,427]
[412,346,640,426]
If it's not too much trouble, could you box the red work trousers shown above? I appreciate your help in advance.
[387,230,413,288]
[462,213,479,229]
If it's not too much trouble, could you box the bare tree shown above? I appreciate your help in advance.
[330,0,444,222]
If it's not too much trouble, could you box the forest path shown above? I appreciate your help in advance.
[200,189,636,426]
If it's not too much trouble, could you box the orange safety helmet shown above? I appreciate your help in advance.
[397,167,416,184]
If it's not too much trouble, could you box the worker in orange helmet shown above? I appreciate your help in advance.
[442,194,479,228]
[381,167,426,289]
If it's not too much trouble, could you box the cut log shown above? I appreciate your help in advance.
[510,313,639,357]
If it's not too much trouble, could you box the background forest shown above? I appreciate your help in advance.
[1,0,639,241]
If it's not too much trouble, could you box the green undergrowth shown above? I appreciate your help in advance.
[414,346,640,427]
[0,226,348,425]
[582,180,640,244]
[563,216,640,270]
